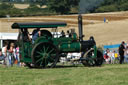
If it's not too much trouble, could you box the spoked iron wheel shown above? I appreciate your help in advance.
[81,48,103,67]
[31,42,59,68]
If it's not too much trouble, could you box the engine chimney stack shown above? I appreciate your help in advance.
[78,14,83,41]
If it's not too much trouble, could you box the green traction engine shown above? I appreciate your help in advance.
[11,15,103,68]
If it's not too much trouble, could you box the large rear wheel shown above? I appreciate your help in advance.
[31,42,59,68]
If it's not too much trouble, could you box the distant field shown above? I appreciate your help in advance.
[14,4,29,9]
[0,64,128,85]
[1,11,128,45]
[14,4,47,9]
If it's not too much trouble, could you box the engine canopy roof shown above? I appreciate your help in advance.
[11,22,67,29]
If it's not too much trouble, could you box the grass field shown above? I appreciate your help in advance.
[0,64,128,85]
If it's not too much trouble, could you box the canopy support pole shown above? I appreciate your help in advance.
[0,39,3,48]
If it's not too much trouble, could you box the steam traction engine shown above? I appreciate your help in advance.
[11,15,103,68]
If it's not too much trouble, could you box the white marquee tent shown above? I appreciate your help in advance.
[0,33,18,48]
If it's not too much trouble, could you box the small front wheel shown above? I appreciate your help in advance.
[81,48,103,67]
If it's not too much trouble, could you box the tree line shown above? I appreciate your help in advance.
[0,0,128,17]
[95,0,128,12]
[0,0,80,17]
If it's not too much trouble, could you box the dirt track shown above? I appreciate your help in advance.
[1,11,128,46]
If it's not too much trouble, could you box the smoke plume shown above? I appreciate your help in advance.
[79,0,104,14]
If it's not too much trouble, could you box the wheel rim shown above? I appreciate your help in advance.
[31,42,59,68]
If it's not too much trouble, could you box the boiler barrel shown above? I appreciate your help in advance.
[59,42,81,52]
[58,40,95,53]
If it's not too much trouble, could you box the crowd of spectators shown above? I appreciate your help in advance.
[0,42,21,67]
[0,28,42,67]
[104,48,119,64]
[104,41,128,64]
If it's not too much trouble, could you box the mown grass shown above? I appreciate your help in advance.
[0,64,128,85]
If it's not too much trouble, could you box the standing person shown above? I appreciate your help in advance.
[15,46,20,66]
[32,28,41,43]
[124,46,128,63]
[104,17,106,23]
[2,42,9,66]
[104,48,110,64]
[0,48,4,64]
[2,43,8,57]
[61,30,65,37]
[8,43,15,66]
[114,51,119,64]
[111,50,115,64]
[119,41,125,64]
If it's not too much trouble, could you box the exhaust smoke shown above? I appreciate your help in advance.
[79,0,104,14]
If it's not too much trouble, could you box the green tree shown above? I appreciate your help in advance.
[36,0,47,7]
[119,3,128,11]
[95,0,128,13]
[0,3,22,17]
[95,5,118,12]
[25,4,41,12]
[47,0,80,14]
[0,3,14,10]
